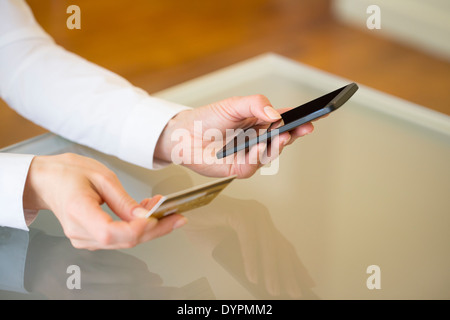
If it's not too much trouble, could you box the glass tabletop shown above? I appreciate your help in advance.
[1,53,449,300]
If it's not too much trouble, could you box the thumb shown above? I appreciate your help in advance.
[140,195,164,211]
[223,95,282,123]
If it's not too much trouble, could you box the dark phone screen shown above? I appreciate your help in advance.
[279,85,347,125]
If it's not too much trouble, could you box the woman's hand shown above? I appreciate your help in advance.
[23,153,187,250]
[154,95,314,178]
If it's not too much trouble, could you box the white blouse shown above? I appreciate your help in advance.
[0,0,190,230]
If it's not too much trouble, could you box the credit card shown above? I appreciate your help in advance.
[146,175,237,219]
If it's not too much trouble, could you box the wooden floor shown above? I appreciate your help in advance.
[1,0,449,148]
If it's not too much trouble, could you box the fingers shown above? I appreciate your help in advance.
[67,196,187,250]
[138,213,187,243]
[224,96,315,157]
[274,106,322,146]
[63,162,186,249]
[140,195,164,211]
[29,153,188,251]
[284,122,314,146]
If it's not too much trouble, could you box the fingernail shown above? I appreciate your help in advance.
[173,217,188,229]
[264,106,281,120]
[133,207,149,218]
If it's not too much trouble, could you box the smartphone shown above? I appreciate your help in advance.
[216,82,359,159]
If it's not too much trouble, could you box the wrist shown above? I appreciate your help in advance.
[154,110,191,163]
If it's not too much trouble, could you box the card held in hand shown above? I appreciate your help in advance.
[146,175,237,219]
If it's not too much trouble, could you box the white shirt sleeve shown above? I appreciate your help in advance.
[0,154,35,230]
[0,0,191,230]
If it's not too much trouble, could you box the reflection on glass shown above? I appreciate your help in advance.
[0,226,214,300]
[183,196,317,299]
[152,176,317,299]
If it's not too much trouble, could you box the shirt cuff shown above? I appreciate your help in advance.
[117,96,191,169]
[0,153,35,230]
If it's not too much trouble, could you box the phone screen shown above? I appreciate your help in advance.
[216,82,358,159]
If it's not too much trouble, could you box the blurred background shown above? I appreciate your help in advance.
[1,0,449,148]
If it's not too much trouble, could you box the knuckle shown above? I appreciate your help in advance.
[69,240,84,249]
[95,227,114,246]
[126,228,141,248]
[227,95,242,102]
[124,238,138,249]
[253,93,266,100]
[103,167,117,179]
[64,228,78,241]
[59,152,79,162]
[252,94,269,104]
[119,234,139,249]
[92,168,118,187]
